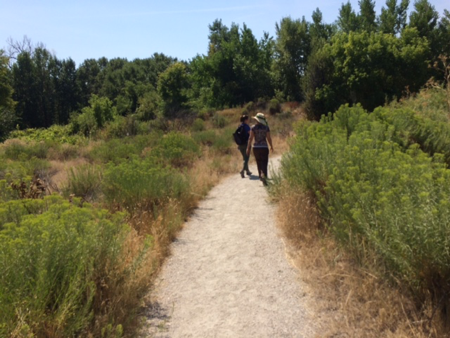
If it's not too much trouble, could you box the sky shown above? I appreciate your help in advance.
[0,0,448,67]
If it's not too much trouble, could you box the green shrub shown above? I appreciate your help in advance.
[268,99,281,115]
[280,104,450,312]
[192,130,216,146]
[192,118,205,132]
[212,113,228,129]
[63,165,103,201]
[102,156,189,213]
[4,141,49,160]
[150,132,200,167]
[8,125,83,145]
[0,195,148,337]
[211,127,234,154]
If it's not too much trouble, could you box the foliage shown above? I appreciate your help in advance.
[149,132,200,167]
[0,50,17,139]
[8,124,84,145]
[268,99,281,115]
[102,155,189,213]
[0,194,149,337]
[305,28,430,118]
[280,101,450,316]
[157,62,190,117]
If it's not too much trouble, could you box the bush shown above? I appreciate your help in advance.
[63,165,103,201]
[102,156,189,213]
[192,118,205,132]
[0,195,150,337]
[3,140,49,160]
[192,130,216,146]
[150,132,200,167]
[268,99,281,115]
[280,104,450,314]
[212,113,228,129]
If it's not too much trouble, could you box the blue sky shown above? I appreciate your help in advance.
[1,0,448,66]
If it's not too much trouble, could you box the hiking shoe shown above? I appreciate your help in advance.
[246,171,252,176]
[240,170,245,178]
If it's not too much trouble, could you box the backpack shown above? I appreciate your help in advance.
[233,124,246,145]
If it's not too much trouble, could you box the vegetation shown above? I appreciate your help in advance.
[274,88,450,334]
[1,0,450,336]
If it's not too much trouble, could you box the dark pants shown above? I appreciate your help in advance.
[238,143,250,172]
[253,147,269,178]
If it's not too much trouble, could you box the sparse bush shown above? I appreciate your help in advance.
[192,130,216,146]
[64,165,103,201]
[212,113,227,128]
[192,118,205,132]
[268,98,281,115]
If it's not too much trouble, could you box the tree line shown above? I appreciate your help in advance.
[0,0,449,138]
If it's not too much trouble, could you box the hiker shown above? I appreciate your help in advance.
[237,115,252,178]
[246,112,274,185]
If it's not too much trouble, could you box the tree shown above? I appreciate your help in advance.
[359,0,377,32]
[273,17,311,101]
[409,0,439,56]
[304,28,430,117]
[158,62,190,116]
[0,50,17,138]
[380,0,410,34]
[337,2,360,32]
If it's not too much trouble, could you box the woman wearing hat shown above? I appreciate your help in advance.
[246,112,274,185]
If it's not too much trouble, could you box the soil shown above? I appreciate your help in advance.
[141,156,318,337]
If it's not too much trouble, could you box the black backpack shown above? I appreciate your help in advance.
[233,124,246,145]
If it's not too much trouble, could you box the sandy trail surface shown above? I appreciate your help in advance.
[142,156,317,337]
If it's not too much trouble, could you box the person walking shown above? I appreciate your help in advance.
[237,115,252,178]
[246,112,274,185]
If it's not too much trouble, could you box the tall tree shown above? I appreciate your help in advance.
[337,2,360,32]
[273,17,311,101]
[380,0,410,34]
[0,50,17,138]
[359,0,377,32]
[409,0,439,56]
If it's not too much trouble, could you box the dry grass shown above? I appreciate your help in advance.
[276,185,447,338]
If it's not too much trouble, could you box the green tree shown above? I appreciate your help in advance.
[273,17,311,101]
[337,2,360,32]
[0,50,17,138]
[158,62,190,116]
[379,0,410,34]
[304,28,430,117]
[409,0,439,56]
[358,0,378,32]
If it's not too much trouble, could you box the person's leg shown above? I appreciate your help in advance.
[253,148,264,178]
[238,144,249,177]
[261,148,269,179]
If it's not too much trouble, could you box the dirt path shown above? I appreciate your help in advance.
[142,156,317,337]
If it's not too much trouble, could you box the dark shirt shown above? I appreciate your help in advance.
[240,123,251,143]
[251,124,270,148]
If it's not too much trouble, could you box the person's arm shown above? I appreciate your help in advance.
[266,132,274,152]
[246,130,254,156]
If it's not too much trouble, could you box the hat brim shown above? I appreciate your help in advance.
[252,116,267,126]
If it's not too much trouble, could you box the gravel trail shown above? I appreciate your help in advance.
[142,156,317,337]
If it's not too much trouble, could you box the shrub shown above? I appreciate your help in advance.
[4,140,49,160]
[0,195,150,337]
[268,98,281,115]
[102,156,189,213]
[192,130,216,146]
[150,132,200,167]
[212,113,228,129]
[63,165,103,201]
[280,104,450,315]
[192,118,205,132]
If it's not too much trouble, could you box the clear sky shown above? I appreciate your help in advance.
[1,0,448,67]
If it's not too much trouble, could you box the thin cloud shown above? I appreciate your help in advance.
[93,5,269,19]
